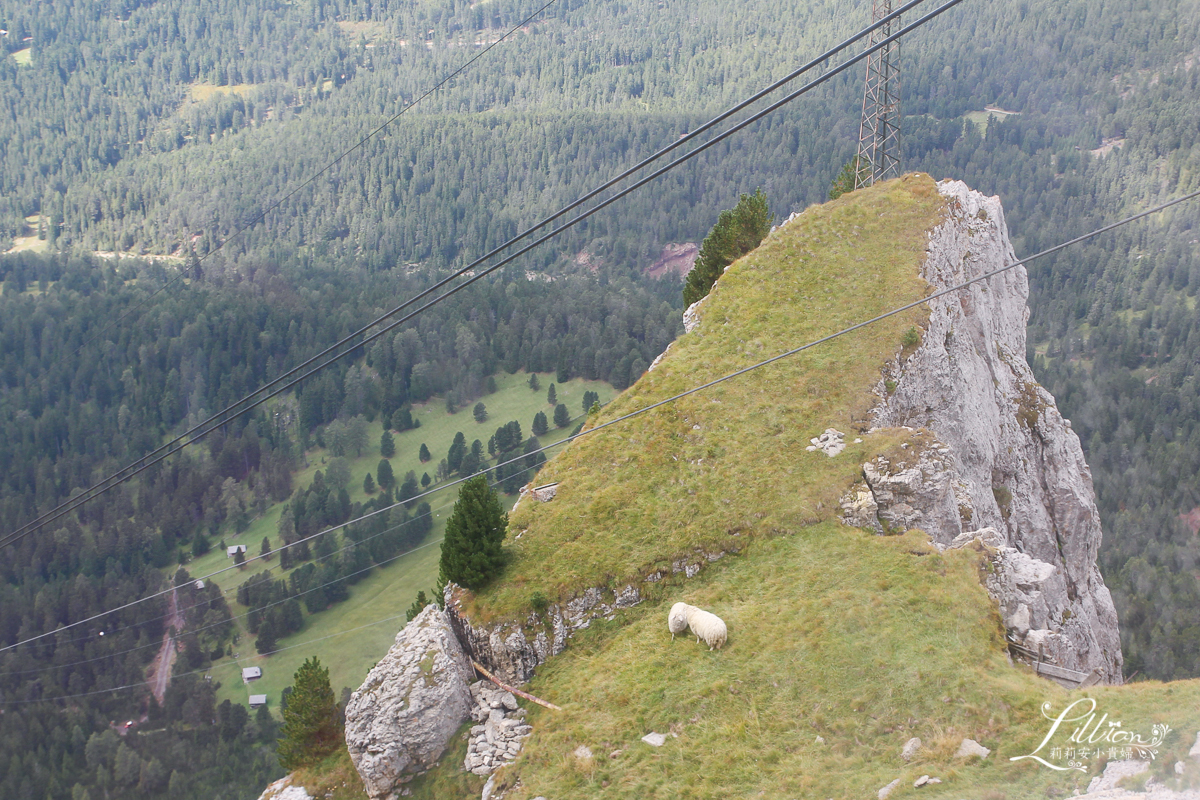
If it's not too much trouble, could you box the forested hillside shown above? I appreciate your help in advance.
[0,252,679,799]
[1,0,1198,796]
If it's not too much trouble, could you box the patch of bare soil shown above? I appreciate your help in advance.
[645,242,698,279]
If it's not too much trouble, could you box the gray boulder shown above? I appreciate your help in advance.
[955,738,991,759]
[344,604,474,799]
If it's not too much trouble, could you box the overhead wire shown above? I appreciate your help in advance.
[2,0,961,550]
[2,611,412,705]
[0,415,582,655]
[4,187,1197,668]
[1,453,556,675]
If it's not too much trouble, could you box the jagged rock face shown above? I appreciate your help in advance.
[861,179,1123,683]
[444,583,643,685]
[344,604,474,799]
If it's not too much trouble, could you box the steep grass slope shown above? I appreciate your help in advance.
[467,174,943,623]
[298,176,1199,800]
[428,175,1200,799]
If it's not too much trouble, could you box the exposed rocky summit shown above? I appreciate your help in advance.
[343,604,474,799]
[842,179,1123,682]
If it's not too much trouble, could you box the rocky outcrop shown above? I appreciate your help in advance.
[256,776,313,800]
[444,583,643,685]
[843,179,1123,683]
[463,681,533,775]
[344,604,475,799]
[841,432,970,536]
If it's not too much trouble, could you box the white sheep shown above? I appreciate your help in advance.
[667,602,727,650]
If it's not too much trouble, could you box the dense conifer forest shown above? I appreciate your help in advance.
[1,0,1198,795]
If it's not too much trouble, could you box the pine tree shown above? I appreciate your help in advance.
[421,472,431,488]
[553,403,570,428]
[438,476,508,590]
[405,590,430,622]
[683,188,774,307]
[362,472,376,494]
[376,459,395,490]
[380,430,395,458]
[582,390,599,414]
[446,432,467,472]
[532,410,548,436]
[524,437,546,475]
[527,373,540,392]
[255,613,278,654]
[399,471,419,506]
[473,402,488,423]
[828,156,866,201]
[276,657,343,770]
[260,537,272,559]
[419,442,431,462]
[546,383,557,405]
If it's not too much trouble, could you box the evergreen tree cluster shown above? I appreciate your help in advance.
[682,189,774,307]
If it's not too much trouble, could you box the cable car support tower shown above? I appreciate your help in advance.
[854,0,902,189]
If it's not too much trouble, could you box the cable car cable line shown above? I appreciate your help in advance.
[3,187,1195,661]
[2,0,962,551]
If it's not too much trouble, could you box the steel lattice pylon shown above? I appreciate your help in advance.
[854,0,902,189]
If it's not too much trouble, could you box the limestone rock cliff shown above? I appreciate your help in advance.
[444,582,643,685]
[343,604,475,799]
[845,179,1123,682]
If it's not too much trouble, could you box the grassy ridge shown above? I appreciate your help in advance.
[496,528,1200,799]
[412,175,1200,799]
[471,174,943,622]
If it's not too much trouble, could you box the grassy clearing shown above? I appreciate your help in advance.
[180,371,612,579]
[11,47,31,65]
[335,20,392,44]
[470,174,943,623]
[964,108,1020,133]
[2,215,50,258]
[186,82,258,102]
[187,373,614,710]
[210,525,443,710]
